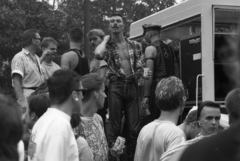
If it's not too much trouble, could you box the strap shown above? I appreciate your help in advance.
[69,49,85,58]
[22,87,37,90]
[145,57,154,61]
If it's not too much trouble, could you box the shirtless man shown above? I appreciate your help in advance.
[95,14,145,161]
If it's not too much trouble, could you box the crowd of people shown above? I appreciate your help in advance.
[1,13,240,161]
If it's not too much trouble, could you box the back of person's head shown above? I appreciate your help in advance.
[28,94,50,118]
[22,29,39,47]
[31,82,49,95]
[155,76,185,111]
[47,69,81,105]
[69,27,83,43]
[197,101,220,120]
[87,29,105,40]
[41,37,58,49]
[184,110,198,124]
[0,95,23,161]
[183,110,201,140]
[82,73,105,102]
[225,88,240,125]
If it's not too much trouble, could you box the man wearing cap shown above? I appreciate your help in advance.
[141,24,180,127]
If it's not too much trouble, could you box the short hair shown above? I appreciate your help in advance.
[69,27,83,43]
[110,13,125,23]
[197,101,220,120]
[0,95,23,161]
[225,88,240,124]
[82,73,105,101]
[41,37,58,48]
[28,94,50,118]
[155,76,185,111]
[184,110,198,124]
[31,82,49,95]
[87,29,105,40]
[22,29,39,47]
[47,69,81,105]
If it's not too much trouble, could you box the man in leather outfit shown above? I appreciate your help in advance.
[141,24,180,128]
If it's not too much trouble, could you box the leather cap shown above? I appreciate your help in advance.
[142,24,161,35]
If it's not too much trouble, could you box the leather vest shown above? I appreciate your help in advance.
[151,40,174,80]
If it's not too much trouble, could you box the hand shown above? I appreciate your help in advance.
[143,69,152,80]
[104,35,111,42]
[141,97,149,110]
[42,50,53,60]
[17,98,27,114]
[110,145,125,157]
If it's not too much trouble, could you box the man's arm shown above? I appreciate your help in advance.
[99,60,109,78]
[143,46,156,97]
[40,50,52,64]
[12,74,27,114]
[61,52,78,70]
[142,46,156,111]
[12,73,24,100]
[94,35,110,60]
[173,52,180,78]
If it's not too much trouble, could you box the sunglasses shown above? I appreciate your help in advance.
[34,37,42,41]
[74,88,87,96]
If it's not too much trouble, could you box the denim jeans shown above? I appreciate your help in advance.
[108,80,139,161]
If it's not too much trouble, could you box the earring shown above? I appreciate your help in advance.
[199,122,202,126]
[75,98,79,101]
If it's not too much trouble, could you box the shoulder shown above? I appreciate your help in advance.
[77,136,88,146]
[12,51,25,61]
[62,51,78,59]
[129,39,142,48]
[52,61,61,68]
[145,46,157,54]
[168,124,185,135]
[94,114,103,122]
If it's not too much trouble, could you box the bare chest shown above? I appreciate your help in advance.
[116,44,130,60]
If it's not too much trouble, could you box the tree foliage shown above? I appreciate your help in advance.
[0,0,176,96]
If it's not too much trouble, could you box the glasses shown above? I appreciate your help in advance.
[74,88,87,96]
[34,38,42,41]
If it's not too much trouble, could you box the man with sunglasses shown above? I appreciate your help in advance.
[11,29,45,119]
[28,69,84,161]
[40,37,61,80]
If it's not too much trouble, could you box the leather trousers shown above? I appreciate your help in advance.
[108,80,139,161]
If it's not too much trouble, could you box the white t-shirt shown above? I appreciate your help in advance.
[41,61,61,80]
[77,136,94,161]
[134,120,186,161]
[17,140,24,161]
[28,108,78,161]
[160,134,204,161]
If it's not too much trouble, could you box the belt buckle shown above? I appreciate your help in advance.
[125,77,133,83]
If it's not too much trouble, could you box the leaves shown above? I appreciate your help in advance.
[0,0,176,96]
